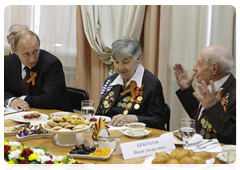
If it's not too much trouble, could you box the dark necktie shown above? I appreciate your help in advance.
[21,66,30,95]
[195,104,202,122]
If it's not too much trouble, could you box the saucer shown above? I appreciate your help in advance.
[216,152,228,163]
[120,129,151,138]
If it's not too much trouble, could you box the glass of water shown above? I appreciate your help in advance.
[179,118,196,150]
[227,150,238,170]
[81,100,95,121]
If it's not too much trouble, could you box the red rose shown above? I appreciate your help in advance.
[18,160,29,164]
[75,162,88,170]
[40,161,53,170]
[22,148,33,159]
[74,162,84,164]
[4,145,11,155]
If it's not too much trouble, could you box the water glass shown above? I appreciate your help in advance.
[227,150,236,164]
[179,118,196,150]
[81,100,95,120]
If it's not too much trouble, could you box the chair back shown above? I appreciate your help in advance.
[165,103,171,131]
[66,87,89,111]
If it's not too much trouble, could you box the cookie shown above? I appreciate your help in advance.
[53,118,64,122]
[65,125,76,129]
[59,128,72,132]
[47,121,58,127]
[51,126,63,130]
[72,124,86,130]
[58,122,71,127]
[44,123,52,129]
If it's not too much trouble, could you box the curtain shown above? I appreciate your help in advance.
[80,5,146,74]
[210,5,236,76]
[4,5,77,87]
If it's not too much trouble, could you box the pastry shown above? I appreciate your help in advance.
[191,155,206,164]
[22,112,42,120]
[166,159,180,169]
[179,156,196,164]
[194,151,211,160]
[173,130,183,142]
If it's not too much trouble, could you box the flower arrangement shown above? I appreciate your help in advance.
[4,139,83,164]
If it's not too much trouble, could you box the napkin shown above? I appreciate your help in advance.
[108,125,127,131]
[184,139,222,152]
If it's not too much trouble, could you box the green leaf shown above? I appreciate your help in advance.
[41,147,48,154]
[13,158,18,164]
[30,160,40,164]
[4,153,10,161]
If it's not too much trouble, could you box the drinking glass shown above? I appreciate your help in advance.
[81,100,95,121]
[179,118,196,150]
[227,150,236,164]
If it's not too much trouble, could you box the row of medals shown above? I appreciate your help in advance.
[102,91,143,115]
[199,117,217,139]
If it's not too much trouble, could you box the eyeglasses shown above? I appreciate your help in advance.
[9,31,19,36]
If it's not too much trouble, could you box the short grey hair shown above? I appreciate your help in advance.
[204,46,234,74]
[8,23,29,34]
[111,37,142,61]
[14,30,40,51]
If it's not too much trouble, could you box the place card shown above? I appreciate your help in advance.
[115,134,175,160]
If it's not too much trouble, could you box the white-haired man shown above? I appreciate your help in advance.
[173,45,236,144]
[5,23,29,56]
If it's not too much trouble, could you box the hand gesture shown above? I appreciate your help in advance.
[193,80,223,110]
[173,63,196,90]
[10,98,30,111]
[110,114,138,126]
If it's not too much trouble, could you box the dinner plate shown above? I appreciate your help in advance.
[162,132,203,145]
[120,129,151,138]
[216,152,228,163]
[11,112,49,123]
[143,154,214,170]
[16,133,55,142]
[68,148,114,160]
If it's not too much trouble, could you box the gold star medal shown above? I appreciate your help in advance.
[117,102,122,107]
[201,118,206,125]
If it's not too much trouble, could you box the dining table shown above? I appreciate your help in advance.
[4,108,225,164]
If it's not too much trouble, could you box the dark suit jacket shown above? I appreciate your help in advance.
[4,49,73,112]
[176,74,236,144]
[95,69,168,130]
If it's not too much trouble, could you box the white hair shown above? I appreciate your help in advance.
[8,23,29,34]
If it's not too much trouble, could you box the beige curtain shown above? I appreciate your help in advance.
[80,5,146,73]
[210,5,236,76]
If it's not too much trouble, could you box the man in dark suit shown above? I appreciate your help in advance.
[4,30,73,112]
[173,45,235,144]
[5,23,29,56]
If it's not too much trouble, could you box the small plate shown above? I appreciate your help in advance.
[16,134,55,142]
[162,132,203,145]
[11,112,49,123]
[4,125,24,136]
[120,129,151,138]
[68,148,114,160]
[93,116,111,122]
[216,152,228,163]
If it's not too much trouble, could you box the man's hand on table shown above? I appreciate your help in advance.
[10,98,30,111]
[110,114,138,126]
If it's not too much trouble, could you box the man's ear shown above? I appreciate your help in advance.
[7,35,11,44]
[13,46,17,55]
[211,63,218,75]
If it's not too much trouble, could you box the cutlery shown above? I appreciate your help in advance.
[192,139,213,149]
[197,142,219,149]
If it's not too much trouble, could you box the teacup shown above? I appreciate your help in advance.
[222,145,238,158]
[125,122,146,134]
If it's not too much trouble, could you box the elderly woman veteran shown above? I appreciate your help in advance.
[95,37,168,130]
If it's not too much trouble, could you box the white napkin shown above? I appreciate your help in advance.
[184,139,222,152]
[108,125,127,131]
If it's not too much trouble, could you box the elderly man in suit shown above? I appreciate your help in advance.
[5,23,29,56]
[4,30,73,112]
[173,45,236,144]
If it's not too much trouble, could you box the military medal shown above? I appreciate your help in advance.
[221,93,229,112]
[123,110,128,115]
[117,102,122,107]
[201,118,206,125]
[199,128,206,137]
[134,104,140,110]
[205,132,211,139]
[121,103,127,108]
[103,101,108,105]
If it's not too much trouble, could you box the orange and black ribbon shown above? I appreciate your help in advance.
[120,80,137,99]
[26,71,37,85]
